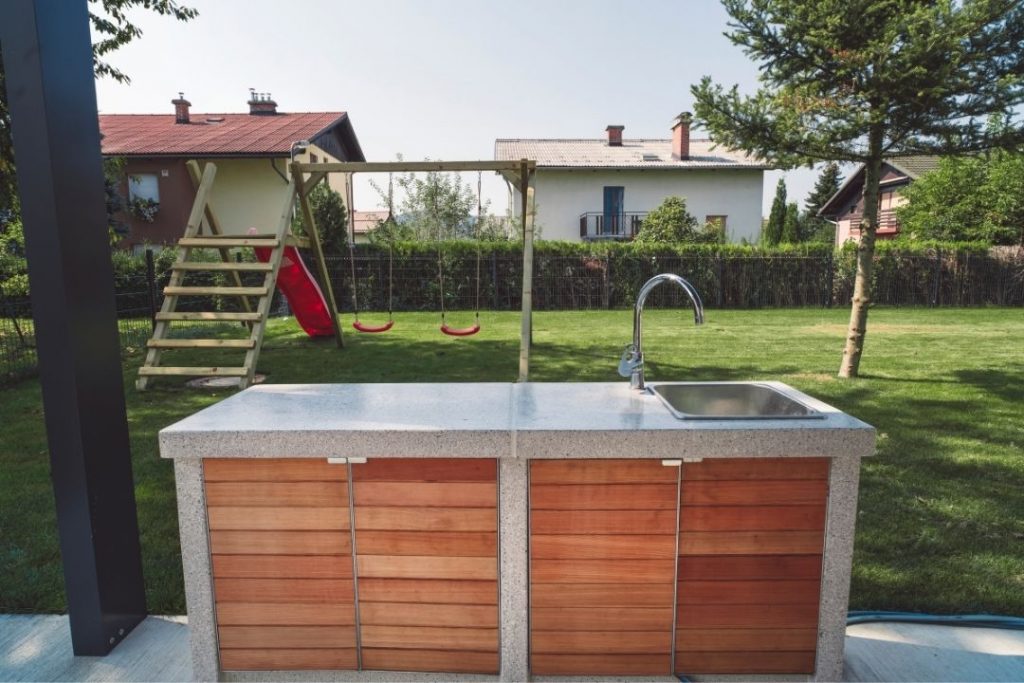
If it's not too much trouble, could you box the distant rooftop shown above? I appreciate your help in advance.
[886,155,942,179]
[494,138,770,170]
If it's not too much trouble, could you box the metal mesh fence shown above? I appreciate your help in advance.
[2,248,1021,385]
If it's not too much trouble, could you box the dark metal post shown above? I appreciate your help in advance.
[931,248,943,306]
[491,252,499,309]
[145,249,158,330]
[0,0,147,655]
[716,253,725,308]
[826,252,835,308]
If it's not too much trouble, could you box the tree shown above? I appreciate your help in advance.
[897,151,1024,244]
[634,196,701,243]
[781,202,800,243]
[804,162,844,242]
[369,160,479,241]
[692,0,1024,377]
[299,183,348,255]
[764,179,787,245]
[0,0,198,218]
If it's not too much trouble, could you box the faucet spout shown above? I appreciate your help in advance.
[620,273,704,391]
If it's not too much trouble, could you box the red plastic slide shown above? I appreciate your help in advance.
[252,235,334,337]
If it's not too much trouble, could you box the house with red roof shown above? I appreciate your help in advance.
[99,91,364,251]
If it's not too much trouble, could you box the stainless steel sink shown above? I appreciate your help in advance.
[650,382,824,420]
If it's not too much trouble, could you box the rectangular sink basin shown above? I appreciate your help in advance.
[650,382,824,420]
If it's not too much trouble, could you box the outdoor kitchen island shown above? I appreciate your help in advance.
[160,382,875,683]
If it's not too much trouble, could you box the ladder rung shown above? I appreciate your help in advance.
[156,312,262,322]
[164,286,268,296]
[137,366,249,377]
[147,339,256,349]
[174,262,273,272]
[179,237,279,248]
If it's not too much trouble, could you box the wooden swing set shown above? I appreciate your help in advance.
[137,159,536,390]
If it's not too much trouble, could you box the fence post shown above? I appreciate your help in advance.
[145,248,157,331]
[605,254,613,309]
[716,253,724,308]
[930,248,942,306]
[826,252,835,308]
[491,252,499,309]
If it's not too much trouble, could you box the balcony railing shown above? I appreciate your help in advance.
[579,212,647,240]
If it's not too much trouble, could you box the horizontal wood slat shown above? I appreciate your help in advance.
[361,649,498,674]
[352,482,496,508]
[679,530,824,556]
[531,630,670,655]
[218,625,356,649]
[358,579,498,605]
[532,654,670,676]
[356,555,496,580]
[206,481,346,507]
[676,650,816,674]
[530,460,678,484]
[355,507,495,532]
[174,261,273,272]
[531,483,678,510]
[352,459,496,482]
[137,365,247,377]
[531,559,675,584]
[356,531,496,557]
[219,648,357,671]
[215,578,355,604]
[676,628,817,652]
[531,509,677,535]
[147,338,255,349]
[210,530,350,556]
[531,582,675,608]
[359,602,498,628]
[677,603,819,629]
[217,602,356,626]
[682,480,828,506]
[360,625,498,651]
[208,506,349,531]
[678,580,821,606]
[164,285,267,296]
[213,555,352,579]
[179,237,279,248]
[532,534,676,559]
[683,457,829,481]
[156,311,262,322]
[532,607,673,632]
[205,459,347,482]
[679,505,825,532]
[677,555,823,581]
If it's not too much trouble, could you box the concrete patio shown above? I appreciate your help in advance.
[2,614,1023,682]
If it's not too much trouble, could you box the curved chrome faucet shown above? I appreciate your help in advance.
[618,273,704,390]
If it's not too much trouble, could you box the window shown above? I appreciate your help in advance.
[310,153,319,163]
[128,174,159,203]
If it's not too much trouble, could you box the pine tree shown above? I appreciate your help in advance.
[693,0,1024,377]
[781,202,800,243]
[803,162,844,241]
[764,178,787,245]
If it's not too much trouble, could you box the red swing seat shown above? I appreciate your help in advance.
[353,320,394,334]
[440,323,480,337]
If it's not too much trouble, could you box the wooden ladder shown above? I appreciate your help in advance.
[136,161,297,390]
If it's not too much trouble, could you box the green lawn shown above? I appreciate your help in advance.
[1,307,1022,615]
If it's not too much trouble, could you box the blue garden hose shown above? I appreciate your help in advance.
[847,610,1024,630]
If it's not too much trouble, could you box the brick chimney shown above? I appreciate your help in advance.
[172,92,191,124]
[248,88,278,115]
[672,112,693,160]
[605,125,624,147]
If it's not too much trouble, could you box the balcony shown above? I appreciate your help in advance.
[579,211,647,240]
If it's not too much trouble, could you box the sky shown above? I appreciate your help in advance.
[93,0,825,217]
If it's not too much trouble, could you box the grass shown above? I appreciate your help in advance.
[1,307,1022,615]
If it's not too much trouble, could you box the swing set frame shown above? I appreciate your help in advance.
[289,159,537,380]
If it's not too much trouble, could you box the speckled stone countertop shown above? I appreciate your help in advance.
[159,381,874,460]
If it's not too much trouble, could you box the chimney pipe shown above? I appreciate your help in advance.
[672,112,693,160]
[605,125,624,147]
[172,92,191,124]
[248,88,278,116]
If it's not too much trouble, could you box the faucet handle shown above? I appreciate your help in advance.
[618,344,641,378]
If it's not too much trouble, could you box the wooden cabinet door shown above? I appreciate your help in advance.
[205,459,357,671]
[351,458,499,674]
[529,459,680,676]
[675,457,829,675]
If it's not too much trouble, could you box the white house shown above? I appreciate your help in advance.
[494,114,770,243]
